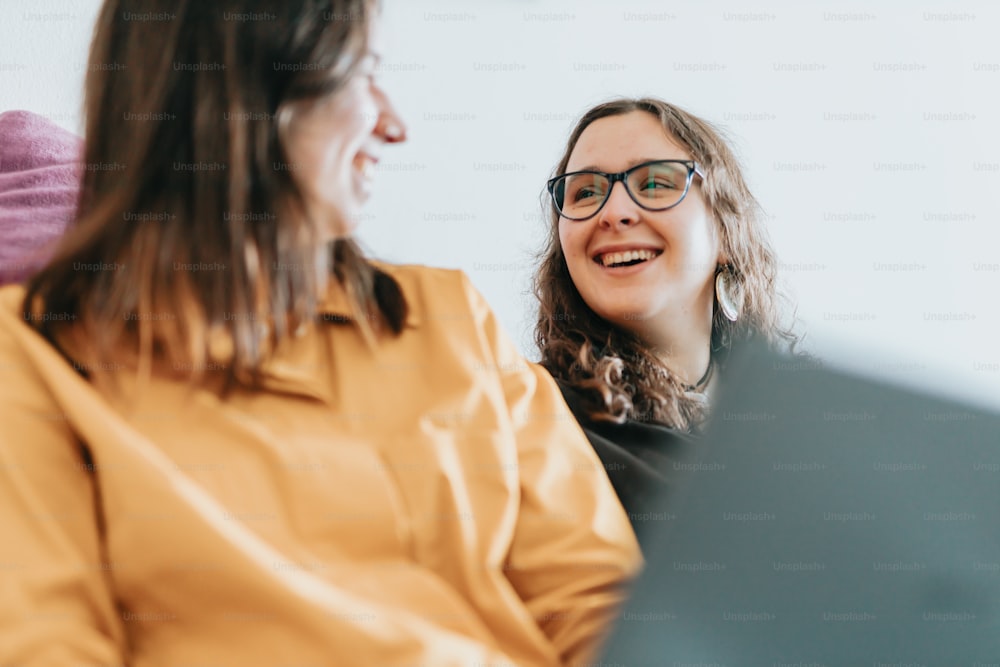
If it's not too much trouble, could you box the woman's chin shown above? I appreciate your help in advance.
[329,223,359,240]
[318,210,361,240]
[352,168,375,201]
[327,196,368,236]
[615,311,653,327]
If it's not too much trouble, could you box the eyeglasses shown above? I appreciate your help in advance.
[547,159,704,221]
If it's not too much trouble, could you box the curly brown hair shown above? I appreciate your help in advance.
[534,97,798,431]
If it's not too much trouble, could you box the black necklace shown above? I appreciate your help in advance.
[683,357,714,393]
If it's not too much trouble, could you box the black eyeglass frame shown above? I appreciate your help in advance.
[546,159,705,221]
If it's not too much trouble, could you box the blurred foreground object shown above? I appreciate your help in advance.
[603,340,1000,665]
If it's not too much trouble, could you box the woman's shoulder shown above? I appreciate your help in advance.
[0,284,70,386]
[371,262,489,323]
[373,261,468,293]
[554,379,696,452]
[0,283,28,342]
[0,282,25,305]
[553,378,697,543]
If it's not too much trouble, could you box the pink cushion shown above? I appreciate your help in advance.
[0,110,82,286]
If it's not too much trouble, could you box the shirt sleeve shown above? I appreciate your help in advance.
[459,273,643,667]
[0,334,128,663]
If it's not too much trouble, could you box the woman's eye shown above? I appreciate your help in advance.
[574,187,598,201]
[642,179,676,190]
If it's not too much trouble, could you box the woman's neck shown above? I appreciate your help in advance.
[639,303,715,388]
[651,334,713,389]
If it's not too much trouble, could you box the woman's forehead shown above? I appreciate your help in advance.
[567,113,690,172]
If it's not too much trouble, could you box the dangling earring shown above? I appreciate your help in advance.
[715,265,744,322]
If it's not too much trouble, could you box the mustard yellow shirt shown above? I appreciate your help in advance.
[0,264,641,667]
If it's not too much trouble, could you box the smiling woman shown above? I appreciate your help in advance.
[23,0,404,380]
[0,1,640,664]
[534,98,799,538]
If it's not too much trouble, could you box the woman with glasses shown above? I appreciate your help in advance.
[0,2,640,664]
[534,98,798,542]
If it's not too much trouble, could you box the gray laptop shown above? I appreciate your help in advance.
[601,340,1000,666]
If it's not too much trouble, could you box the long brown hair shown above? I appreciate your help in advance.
[534,97,797,431]
[22,0,405,391]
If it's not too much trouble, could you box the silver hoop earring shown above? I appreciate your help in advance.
[715,267,743,322]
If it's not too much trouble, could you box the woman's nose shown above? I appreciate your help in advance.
[375,89,407,143]
[597,180,639,228]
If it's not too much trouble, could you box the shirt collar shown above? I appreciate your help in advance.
[316,264,421,329]
[258,266,419,403]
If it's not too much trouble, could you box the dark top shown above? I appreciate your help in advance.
[556,381,697,550]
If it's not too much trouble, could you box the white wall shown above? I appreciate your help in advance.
[3,0,999,407]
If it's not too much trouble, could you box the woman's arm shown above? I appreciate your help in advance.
[460,274,643,666]
[0,338,127,663]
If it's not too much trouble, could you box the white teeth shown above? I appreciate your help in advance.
[599,249,658,267]
[358,157,374,179]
